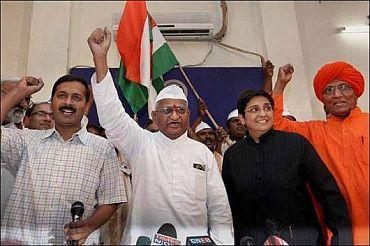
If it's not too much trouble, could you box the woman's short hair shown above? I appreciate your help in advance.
[237,89,274,115]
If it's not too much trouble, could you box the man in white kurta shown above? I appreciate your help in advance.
[88,27,234,245]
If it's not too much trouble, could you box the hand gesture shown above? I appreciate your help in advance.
[64,220,93,245]
[198,98,207,117]
[262,60,274,79]
[215,126,228,143]
[2,77,44,99]
[87,27,111,59]
[277,63,294,86]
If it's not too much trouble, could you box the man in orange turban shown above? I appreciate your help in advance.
[271,61,368,245]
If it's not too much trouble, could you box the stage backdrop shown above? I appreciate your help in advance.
[69,67,264,128]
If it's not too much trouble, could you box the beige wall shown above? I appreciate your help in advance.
[1,1,368,120]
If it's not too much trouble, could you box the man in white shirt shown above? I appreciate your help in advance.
[88,27,234,245]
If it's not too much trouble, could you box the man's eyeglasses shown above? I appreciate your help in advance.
[156,106,188,117]
[245,105,273,114]
[323,84,353,96]
[30,111,54,119]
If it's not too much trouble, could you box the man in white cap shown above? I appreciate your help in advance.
[88,27,233,245]
[195,121,226,171]
[221,109,247,155]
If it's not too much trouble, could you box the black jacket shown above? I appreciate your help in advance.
[222,129,352,245]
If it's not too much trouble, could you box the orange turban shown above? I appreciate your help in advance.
[313,61,365,102]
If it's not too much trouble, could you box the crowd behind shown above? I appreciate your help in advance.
[1,27,368,245]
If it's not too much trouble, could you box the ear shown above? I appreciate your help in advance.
[151,111,157,121]
[238,114,245,125]
[23,116,29,128]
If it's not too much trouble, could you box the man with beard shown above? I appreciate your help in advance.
[1,77,32,130]
[221,109,247,155]
[1,75,126,245]
[1,78,32,219]
[195,121,227,172]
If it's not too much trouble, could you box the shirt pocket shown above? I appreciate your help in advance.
[193,169,207,202]
[359,135,369,167]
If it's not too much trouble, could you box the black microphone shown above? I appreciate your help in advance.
[136,236,151,245]
[240,236,255,245]
[152,223,181,245]
[186,236,216,245]
[70,201,84,245]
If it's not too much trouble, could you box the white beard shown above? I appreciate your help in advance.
[10,108,26,124]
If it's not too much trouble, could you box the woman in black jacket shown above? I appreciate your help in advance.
[222,89,352,245]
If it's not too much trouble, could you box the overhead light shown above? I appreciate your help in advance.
[336,26,369,33]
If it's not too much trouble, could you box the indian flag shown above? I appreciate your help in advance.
[116,1,179,114]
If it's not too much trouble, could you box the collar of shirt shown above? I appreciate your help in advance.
[41,126,89,145]
[327,106,363,123]
[156,130,188,146]
[244,128,274,145]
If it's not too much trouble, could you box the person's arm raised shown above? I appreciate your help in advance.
[1,77,43,125]
[87,27,110,83]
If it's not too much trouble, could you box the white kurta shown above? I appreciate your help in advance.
[91,72,234,245]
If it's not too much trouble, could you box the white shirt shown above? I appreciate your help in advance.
[91,72,234,245]
[1,127,127,245]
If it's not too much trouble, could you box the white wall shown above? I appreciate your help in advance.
[1,1,368,120]
[295,1,369,119]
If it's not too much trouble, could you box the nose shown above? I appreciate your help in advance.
[333,87,344,97]
[44,114,53,121]
[258,108,268,116]
[169,109,180,119]
[62,96,74,105]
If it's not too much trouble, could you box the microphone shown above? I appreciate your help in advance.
[70,201,84,245]
[186,236,215,245]
[240,236,255,245]
[70,201,84,222]
[152,223,181,245]
[136,236,151,245]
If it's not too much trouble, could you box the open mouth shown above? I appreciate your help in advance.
[59,106,76,117]
[168,122,180,127]
[333,101,347,106]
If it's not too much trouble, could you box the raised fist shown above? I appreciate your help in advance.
[277,63,294,86]
[87,27,112,58]
[198,98,207,117]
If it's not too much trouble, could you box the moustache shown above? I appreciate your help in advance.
[59,105,76,113]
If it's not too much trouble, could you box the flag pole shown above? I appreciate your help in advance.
[178,65,219,129]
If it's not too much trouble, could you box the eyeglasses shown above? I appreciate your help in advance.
[156,106,188,117]
[30,111,54,119]
[323,84,353,96]
[245,105,273,114]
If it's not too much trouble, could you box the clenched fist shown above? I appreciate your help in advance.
[87,27,112,59]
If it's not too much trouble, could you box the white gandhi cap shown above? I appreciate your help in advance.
[227,109,239,121]
[154,84,188,104]
[195,121,212,134]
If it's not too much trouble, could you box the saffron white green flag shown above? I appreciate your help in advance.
[116,1,179,114]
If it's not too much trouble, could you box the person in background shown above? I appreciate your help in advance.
[194,121,227,172]
[1,77,32,130]
[145,119,159,133]
[221,109,246,155]
[1,78,34,220]
[23,101,54,130]
[222,89,352,245]
[272,61,369,245]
